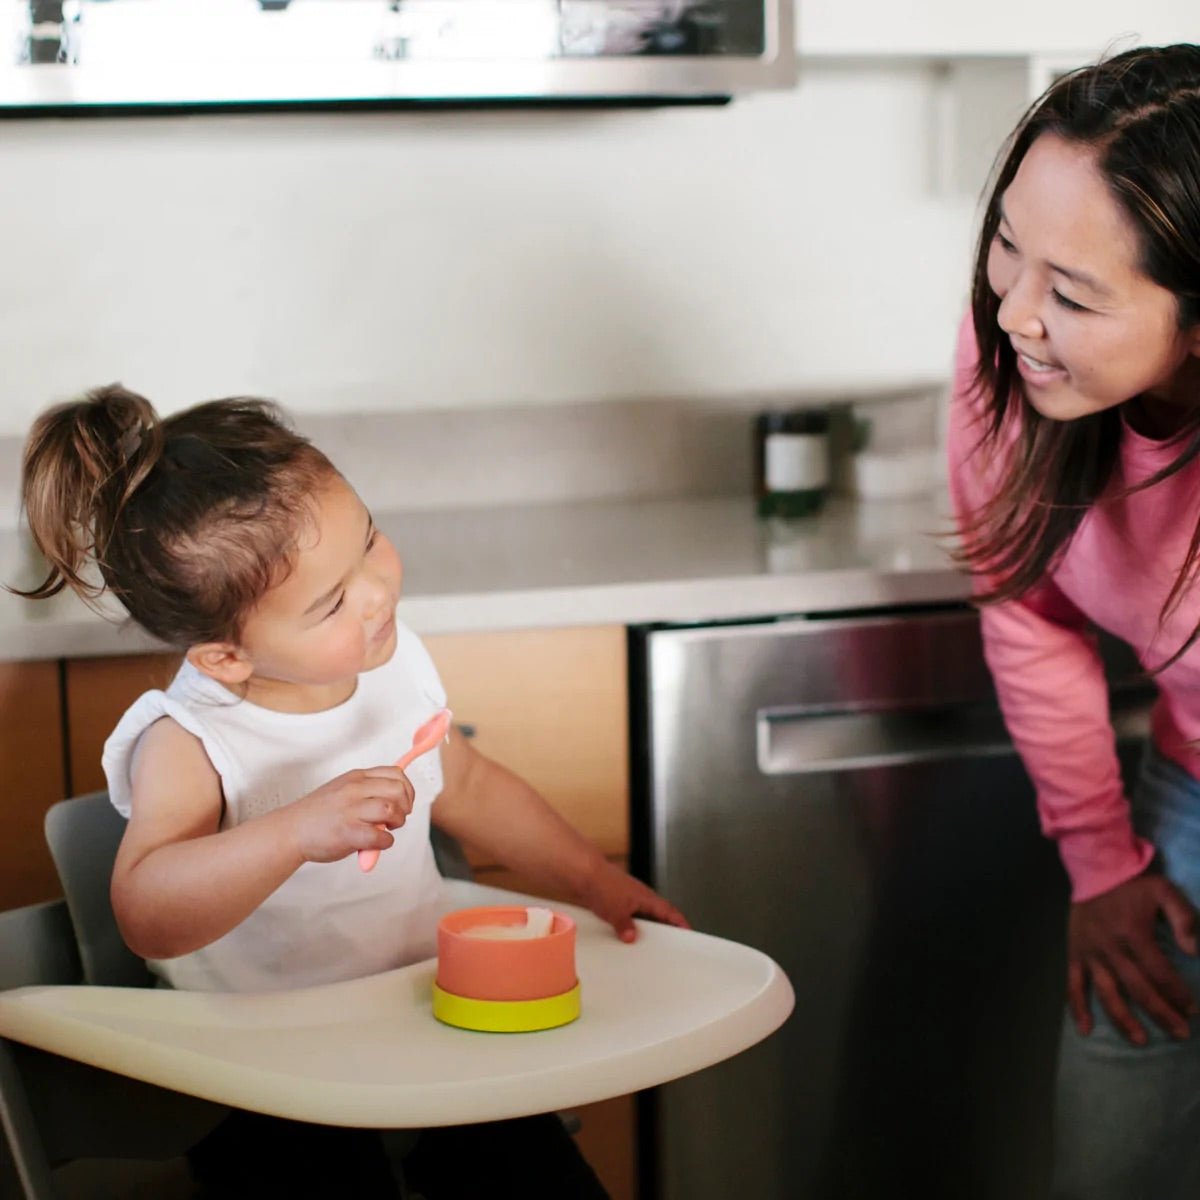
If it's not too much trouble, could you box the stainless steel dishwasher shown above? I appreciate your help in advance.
[629,605,1152,1200]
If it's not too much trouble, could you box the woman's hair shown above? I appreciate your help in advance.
[14,384,337,648]
[958,42,1200,664]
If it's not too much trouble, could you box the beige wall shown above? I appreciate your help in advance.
[0,59,977,436]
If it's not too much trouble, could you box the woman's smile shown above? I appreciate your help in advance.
[1013,344,1068,386]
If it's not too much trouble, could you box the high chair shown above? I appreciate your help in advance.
[0,793,794,1200]
[0,790,474,1200]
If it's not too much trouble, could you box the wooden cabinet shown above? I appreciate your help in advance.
[573,1094,636,1200]
[423,624,629,878]
[0,661,67,911]
[64,655,179,796]
[0,653,175,910]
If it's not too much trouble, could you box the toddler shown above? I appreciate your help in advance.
[17,384,689,1198]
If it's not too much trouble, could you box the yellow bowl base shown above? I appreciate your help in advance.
[432,981,581,1033]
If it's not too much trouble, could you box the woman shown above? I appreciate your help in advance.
[949,42,1200,1199]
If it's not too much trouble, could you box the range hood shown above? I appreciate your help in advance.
[4,0,797,112]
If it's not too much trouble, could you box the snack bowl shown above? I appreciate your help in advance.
[433,905,580,1032]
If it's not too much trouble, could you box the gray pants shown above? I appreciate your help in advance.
[1052,747,1200,1200]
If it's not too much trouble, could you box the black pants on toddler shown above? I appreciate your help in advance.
[187,1108,610,1199]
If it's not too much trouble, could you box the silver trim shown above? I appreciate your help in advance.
[757,701,1153,775]
[1,0,796,108]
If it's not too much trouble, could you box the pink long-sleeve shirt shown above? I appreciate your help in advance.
[948,312,1200,902]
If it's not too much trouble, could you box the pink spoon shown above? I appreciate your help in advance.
[358,707,453,872]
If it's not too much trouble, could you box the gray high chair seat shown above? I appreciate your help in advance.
[0,791,227,1199]
[0,789,478,1200]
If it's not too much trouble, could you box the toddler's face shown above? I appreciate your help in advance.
[236,474,403,707]
[986,132,1200,426]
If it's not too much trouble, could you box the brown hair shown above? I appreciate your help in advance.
[13,384,337,649]
[957,43,1200,665]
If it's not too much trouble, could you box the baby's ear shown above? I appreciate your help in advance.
[186,642,252,685]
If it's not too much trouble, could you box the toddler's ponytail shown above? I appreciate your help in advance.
[20,384,164,602]
[12,384,334,649]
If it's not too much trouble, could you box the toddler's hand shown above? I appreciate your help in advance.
[577,859,690,943]
[285,767,415,864]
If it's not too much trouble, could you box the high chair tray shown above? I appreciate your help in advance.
[0,881,794,1127]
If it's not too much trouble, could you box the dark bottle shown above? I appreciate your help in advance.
[754,408,831,519]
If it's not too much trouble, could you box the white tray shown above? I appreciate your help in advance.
[0,881,794,1127]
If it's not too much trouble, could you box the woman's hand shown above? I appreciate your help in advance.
[1067,872,1199,1045]
[576,858,691,943]
[285,766,415,864]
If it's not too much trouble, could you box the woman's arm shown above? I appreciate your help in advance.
[947,310,1153,899]
[978,591,1154,900]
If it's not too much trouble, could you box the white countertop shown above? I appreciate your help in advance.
[0,491,968,661]
[0,880,795,1127]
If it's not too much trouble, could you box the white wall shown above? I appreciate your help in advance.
[0,60,983,435]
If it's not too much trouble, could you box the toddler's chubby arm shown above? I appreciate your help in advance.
[431,727,689,943]
[110,715,415,960]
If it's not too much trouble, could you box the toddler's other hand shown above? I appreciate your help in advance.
[577,858,690,943]
[286,766,415,864]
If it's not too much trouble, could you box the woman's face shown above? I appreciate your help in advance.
[986,132,1200,424]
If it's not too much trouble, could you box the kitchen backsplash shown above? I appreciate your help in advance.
[0,385,946,527]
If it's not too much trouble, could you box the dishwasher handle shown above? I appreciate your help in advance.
[757,701,1152,776]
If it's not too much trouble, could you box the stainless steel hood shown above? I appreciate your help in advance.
[4,0,797,111]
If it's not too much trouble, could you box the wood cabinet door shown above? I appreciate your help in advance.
[573,1094,636,1200]
[422,624,628,868]
[65,655,179,796]
[0,661,66,911]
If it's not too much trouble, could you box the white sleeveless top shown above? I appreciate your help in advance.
[102,617,447,993]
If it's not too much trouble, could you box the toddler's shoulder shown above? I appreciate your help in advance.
[102,664,229,818]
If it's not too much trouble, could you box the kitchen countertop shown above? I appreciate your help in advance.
[0,491,968,661]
